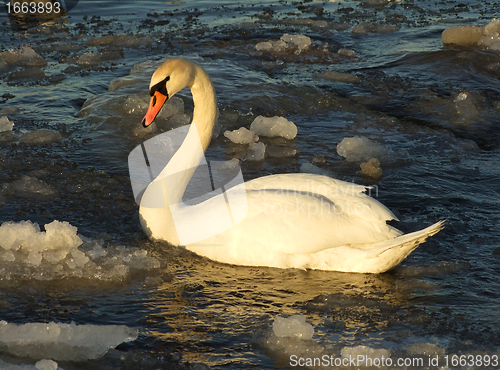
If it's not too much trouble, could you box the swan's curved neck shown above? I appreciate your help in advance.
[161,64,217,205]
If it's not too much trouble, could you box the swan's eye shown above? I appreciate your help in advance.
[149,76,170,97]
[152,95,157,107]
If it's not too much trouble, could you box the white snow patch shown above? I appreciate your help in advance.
[250,116,297,139]
[0,320,138,361]
[224,127,259,144]
[0,116,14,132]
[273,315,314,340]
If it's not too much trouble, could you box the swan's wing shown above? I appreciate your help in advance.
[245,173,399,222]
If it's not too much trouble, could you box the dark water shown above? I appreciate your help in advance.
[1,0,500,369]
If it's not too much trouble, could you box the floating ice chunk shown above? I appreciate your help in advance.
[0,359,63,370]
[338,48,356,57]
[352,22,398,34]
[484,18,500,35]
[453,92,478,124]
[8,67,46,81]
[337,136,390,162]
[0,46,47,67]
[255,40,287,52]
[0,220,161,281]
[315,71,359,83]
[243,142,266,161]
[217,158,240,172]
[131,122,157,137]
[108,77,142,92]
[76,50,122,66]
[478,19,500,51]
[2,176,55,198]
[443,19,500,50]
[166,113,191,129]
[250,116,297,139]
[124,94,148,115]
[0,116,14,132]
[280,34,312,52]
[407,342,445,356]
[359,158,382,179]
[34,360,59,370]
[341,345,391,360]
[0,320,138,361]
[19,130,63,144]
[224,127,259,144]
[157,96,185,120]
[272,315,314,340]
[442,26,484,45]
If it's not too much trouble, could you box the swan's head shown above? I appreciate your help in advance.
[142,58,196,127]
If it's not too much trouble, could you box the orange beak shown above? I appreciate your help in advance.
[142,91,168,127]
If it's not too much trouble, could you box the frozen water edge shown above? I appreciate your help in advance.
[0,220,162,282]
[0,320,138,361]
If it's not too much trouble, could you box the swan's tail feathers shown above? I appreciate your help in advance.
[365,220,445,273]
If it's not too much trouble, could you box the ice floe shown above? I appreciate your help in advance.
[0,220,161,282]
[243,142,266,161]
[0,320,138,361]
[256,34,311,54]
[250,116,297,139]
[442,18,500,51]
[337,136,390,162]
[359,157,382,179]
[0,116,14,132]
[224,127,259,144]
[1,176,55,198]
[0,46,47,67]
[19,130,63,144]
[273,315,314,340]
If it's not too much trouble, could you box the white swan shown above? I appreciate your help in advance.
[138,57,444,273]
